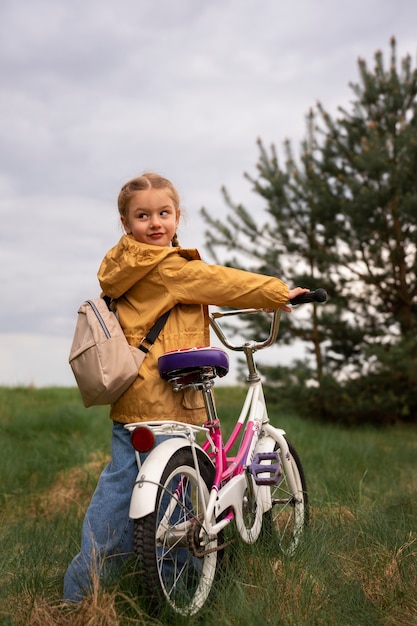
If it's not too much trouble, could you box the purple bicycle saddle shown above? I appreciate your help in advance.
[158,346,229,380]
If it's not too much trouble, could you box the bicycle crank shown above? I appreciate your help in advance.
[187,517,233,556]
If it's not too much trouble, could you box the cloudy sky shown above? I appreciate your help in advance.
[1,0,416,387]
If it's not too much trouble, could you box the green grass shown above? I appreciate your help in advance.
[0,386,416,625]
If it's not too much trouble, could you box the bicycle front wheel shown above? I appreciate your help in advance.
[263,437,308,556]
[134,446,221,617]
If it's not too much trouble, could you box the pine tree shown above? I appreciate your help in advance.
[202,38,417,424]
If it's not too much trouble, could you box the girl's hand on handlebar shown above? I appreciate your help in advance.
[281,287,310,313]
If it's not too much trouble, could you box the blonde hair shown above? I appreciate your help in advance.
[118,172,181,247]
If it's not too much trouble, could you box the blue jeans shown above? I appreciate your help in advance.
[64,422,165,602]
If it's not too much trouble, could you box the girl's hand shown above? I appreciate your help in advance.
[280,287,310,313]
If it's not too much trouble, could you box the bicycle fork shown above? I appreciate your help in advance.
[263,423,303,503]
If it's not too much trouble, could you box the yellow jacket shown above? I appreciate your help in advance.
[98,235,289,424]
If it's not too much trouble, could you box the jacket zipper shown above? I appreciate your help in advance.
[86,300,111,339]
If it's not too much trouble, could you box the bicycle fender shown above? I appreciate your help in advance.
[129,438,193,519]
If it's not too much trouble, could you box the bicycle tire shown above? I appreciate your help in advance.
[262,437,309,556]
[134,446,221,616]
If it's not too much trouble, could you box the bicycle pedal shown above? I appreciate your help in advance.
[248,452,282,486]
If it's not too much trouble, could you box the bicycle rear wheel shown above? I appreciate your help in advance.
[263,437,308,555]
[134,447,221,616]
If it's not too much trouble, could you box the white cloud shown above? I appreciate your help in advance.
[0,333,74,387]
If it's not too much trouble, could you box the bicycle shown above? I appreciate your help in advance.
[125,288,327,616]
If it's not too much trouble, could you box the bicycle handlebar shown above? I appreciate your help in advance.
[209,288,328,353]
[290,288,328,306]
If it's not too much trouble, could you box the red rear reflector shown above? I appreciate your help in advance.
[130,426,155,453]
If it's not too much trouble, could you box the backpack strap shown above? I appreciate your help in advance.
[138,309,171,354]
[101,295,171,355]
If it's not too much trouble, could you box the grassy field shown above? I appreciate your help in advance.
[0,386,416,625]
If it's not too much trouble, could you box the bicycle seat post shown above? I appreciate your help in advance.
[200,375,219,423]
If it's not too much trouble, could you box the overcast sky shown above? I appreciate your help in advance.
[1,0,416,387]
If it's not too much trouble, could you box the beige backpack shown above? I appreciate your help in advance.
[69,297,170,407]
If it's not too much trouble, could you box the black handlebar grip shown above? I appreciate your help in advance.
[290,288,328,306]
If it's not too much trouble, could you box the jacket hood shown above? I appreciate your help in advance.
[98,235,200,299]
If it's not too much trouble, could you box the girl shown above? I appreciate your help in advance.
[64,172,308,602]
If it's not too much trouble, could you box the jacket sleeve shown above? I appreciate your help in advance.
[160,258,290,309]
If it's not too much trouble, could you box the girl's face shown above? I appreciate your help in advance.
[122,188,180,247]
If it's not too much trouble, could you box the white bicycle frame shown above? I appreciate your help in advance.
[125,311,303,544]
